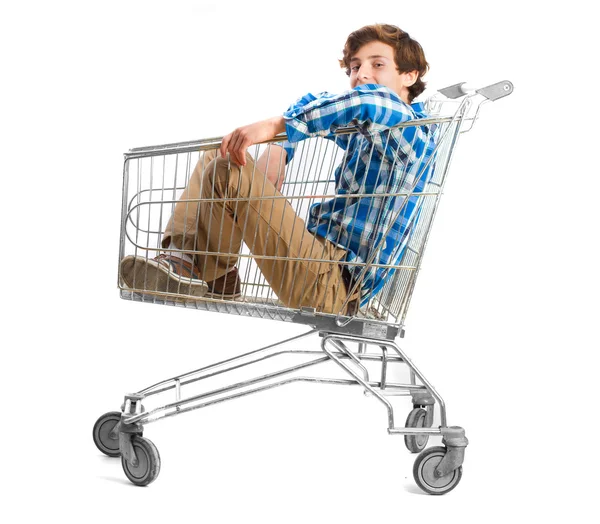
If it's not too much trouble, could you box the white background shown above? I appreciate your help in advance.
[1,0,598,522]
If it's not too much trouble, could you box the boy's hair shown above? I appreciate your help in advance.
[340,24,429,103]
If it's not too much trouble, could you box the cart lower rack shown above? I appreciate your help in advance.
[94,80,513,494]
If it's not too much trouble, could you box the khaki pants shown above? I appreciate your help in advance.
[161,150,353,314]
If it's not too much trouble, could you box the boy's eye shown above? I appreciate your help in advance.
[375,62,384,68]
[350,65,360,72]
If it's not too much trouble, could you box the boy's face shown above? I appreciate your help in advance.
[348,40,415,103]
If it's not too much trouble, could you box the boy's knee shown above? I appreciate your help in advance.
[204,156,255,196]
[203,157,232,194]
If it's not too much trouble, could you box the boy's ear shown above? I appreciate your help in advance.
[402,70,419,87]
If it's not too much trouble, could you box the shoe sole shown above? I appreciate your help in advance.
[120,255,208,301]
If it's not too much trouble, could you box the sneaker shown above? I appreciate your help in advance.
[120,254,208,301]
[205,267,242,299]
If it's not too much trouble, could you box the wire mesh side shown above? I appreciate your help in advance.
[118,99,471,329]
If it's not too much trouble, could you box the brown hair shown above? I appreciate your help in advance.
[339,24,429,103]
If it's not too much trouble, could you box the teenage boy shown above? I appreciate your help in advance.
[120,23,437,315]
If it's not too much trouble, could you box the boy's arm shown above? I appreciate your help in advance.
[219,84,400,167]
[283,84,413,143]
[220,116,285,167]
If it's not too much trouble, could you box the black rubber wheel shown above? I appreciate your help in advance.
[93,411,122,457]
[413,446,462,495]
[121,436,161,486]
[404,408,429,453]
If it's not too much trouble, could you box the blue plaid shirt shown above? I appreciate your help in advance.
[281,84,438,305]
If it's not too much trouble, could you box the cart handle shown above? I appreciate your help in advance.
[438,80,514,101]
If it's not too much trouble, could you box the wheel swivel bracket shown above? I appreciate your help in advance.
[119,393,145,467]
[435,426,469,478]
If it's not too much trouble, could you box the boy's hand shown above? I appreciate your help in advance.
[220,116,285,166]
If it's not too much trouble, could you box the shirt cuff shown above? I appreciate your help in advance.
[284,116,311,143]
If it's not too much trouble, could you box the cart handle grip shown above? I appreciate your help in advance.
[438,80,514,101]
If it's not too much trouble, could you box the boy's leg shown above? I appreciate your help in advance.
[199,155,350,313]
[161,149,243,286]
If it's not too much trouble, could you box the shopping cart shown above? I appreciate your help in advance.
[94,80,513,494]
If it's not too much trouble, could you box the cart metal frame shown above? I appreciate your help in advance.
[94,80,513,494]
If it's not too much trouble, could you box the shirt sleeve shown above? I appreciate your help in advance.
[283,84,414,143]
[271,140,298,164]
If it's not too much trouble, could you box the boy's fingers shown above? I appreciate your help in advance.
[220,134,230,158]
[230,131,241,153]
[238,137,249,166]
[228,133,239,164]
[236,147,246,166]
[231,133,248,166]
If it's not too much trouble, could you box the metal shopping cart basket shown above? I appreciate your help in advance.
[94,80,513,494]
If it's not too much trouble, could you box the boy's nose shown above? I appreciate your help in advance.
[358,65,372,81]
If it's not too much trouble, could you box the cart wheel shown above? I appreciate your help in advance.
[121,436,161,486]
[93,411,122,457]
[413,446,462,495]
[404,408,429,453]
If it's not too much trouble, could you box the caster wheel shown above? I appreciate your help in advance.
[413,446,462,495]
[93,411,122,457]
[122,436,161,486]
[404,408,429,453]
